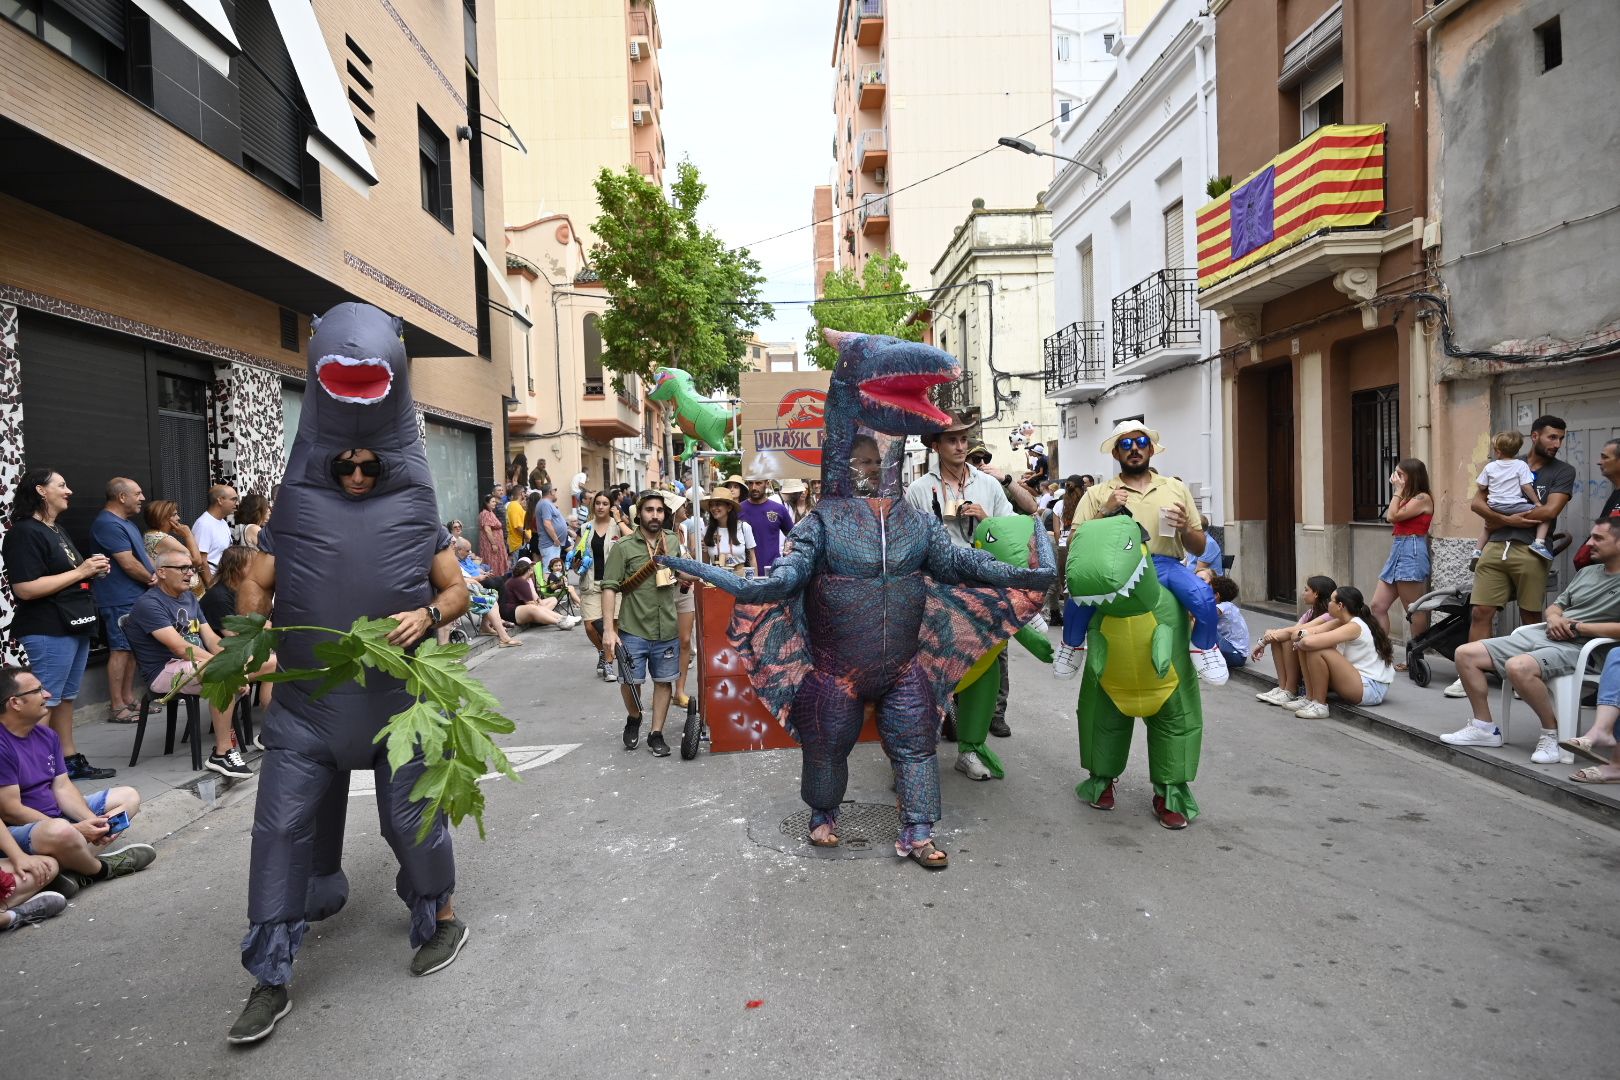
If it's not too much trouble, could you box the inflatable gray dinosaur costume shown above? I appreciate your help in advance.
[241,302,456,986]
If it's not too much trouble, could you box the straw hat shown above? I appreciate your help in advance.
[722,474,747,490]
[1099,419,1165,455]
[660,492,688,516]
[704,489,740,511]
[778,478,806,495]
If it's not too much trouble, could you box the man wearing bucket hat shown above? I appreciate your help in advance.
[600,490,684,757]
[1055,420,1227,686]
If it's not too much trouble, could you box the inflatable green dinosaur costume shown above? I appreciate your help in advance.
[647,367,736,463]
[1069,514,1203,827]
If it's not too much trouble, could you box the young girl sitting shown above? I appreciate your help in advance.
[1253,575,1337,707]
[1474,430,1553,561]
[1284,585,1396,719]
[544,556,581,610]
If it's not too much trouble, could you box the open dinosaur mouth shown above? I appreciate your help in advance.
[1070,555,1149,606]
[316,355,393,404]
[859,372,955,425]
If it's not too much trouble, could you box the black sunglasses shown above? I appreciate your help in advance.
[333,460,383,478]
[968,455,992,465]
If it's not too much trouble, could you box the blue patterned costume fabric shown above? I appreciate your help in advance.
[663,331,1053,854]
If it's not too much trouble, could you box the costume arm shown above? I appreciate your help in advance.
[923,516,1054,590]
[1014,623,1053,662]
[662,512,821,601]
[1151,620,1173,678]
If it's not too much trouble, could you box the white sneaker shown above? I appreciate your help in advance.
[1530,732,1562,764]
[1256,686,1294,706]
[1443,678,1467,698]
[1293,701,1330,719]
[1024,613,1050,634]
[954,751,992,781]
[1439,720,1502,747]
[603,663,617,682]
[1192,646,1230,686]
[1053,643,1083,680]
[559,615,582,630]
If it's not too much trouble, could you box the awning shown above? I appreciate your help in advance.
[130,0,240,76]
[474,237,535,330]
[267,0,378,195]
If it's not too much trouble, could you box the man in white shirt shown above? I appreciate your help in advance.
[190,485,237,585]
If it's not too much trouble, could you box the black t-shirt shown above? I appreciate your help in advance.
[1,518,89,637]
[200,581,237,636]
[591,529,607,582]
[1603,487,1620,522]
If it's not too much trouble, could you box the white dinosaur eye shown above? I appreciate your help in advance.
[984,529,997,545]
[1123,537,1133,550]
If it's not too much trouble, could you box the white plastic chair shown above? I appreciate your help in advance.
[1499,637,1615,765]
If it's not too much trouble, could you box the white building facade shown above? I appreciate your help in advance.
[1050,1,1127,128]
[1044,0,1222,521]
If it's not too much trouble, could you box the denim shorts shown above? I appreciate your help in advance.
[1599,648,1620,709]
[8,788,113,854]
[98,604,135,651]
[1378,535,1430,584]
[20,633,91,707]
[617,632,678,684]
[1359,676,1390,706]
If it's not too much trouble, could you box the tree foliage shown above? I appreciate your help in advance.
[805,252,928,369]
[591,160,771,395]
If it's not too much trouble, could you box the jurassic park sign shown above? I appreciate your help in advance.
[738,370,831,481]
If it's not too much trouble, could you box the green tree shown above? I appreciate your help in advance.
[805,252,927,369]
[590,160,771,395]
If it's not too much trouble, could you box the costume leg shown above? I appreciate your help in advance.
[1061,600,1095,648]
[375,754,457,948]
[1154,555,1219,650]
[789,670,867,833]
[1075,673,1134,804]
[877,662,941,850]
[304,770,351,922]
[241,748,343,985]
[953,654,1005,777]
[1144,688,1203,821]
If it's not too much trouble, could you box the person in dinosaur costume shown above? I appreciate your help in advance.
[648,366,737,463]
[1069,512,1203,830]
[949,515,1054,780]
[661,331,1054,869]
[227,303,471,1045]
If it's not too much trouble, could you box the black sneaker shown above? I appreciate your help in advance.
[409,916,470,977]
[207,748,254,779]
[227,983,291,1044]
[622,714,641,750]
[45,870,89,898]
[646,731,670,757]
[66,754,116,781]
[989,717,1012,738]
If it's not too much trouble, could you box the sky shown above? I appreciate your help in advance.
[656,1,833,349]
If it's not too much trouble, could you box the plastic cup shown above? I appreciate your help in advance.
[1158,507,1178,538]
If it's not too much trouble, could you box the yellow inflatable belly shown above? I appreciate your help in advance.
[1098,612,1176,717]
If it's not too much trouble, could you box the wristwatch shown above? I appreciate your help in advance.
[424,604,441,626]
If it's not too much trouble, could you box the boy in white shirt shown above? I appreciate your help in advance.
[1474,431,1552,561]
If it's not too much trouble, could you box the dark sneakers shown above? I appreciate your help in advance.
[207,748,253,779]
[227,983,291,1045]
[622,714,641,750]
[989,717,1012,738]
[46,870,87,899]
[410,916,470,977]
[100,843,158,878]
[2,890,67,930]
[66,754,115,781]
[646,731,670,758]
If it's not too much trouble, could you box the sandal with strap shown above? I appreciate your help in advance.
[902,840,949,871]
[1569,766,1620,784]
[107,705,139,725]
[1560,736,1615,765]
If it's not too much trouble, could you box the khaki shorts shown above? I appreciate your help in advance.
[1480,624,1583,681]
[1470,541,1550,612]
[580,577,603,622]
[676,583,695,615]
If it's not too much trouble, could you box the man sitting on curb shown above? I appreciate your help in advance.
[1441,518,1620,763]
[0,665,155,896]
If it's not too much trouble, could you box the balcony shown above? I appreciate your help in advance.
[858,64,885,109]
[1043,321,1107,398]
[856,0,885,46]
[1111,269,1201,373]
[632,80,653,107]
[635,151,655,177]
[857,128,887,173]
[858,194,889,236]
[628,10,650,59]
[935,368,976,414]
[581,377,642,441]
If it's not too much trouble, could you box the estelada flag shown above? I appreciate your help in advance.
[1196,123,1385,290]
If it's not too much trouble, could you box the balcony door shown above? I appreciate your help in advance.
[1266,364,1296,603]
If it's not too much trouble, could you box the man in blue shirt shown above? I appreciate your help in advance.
[536,484,572,567]
[90,478,155,724]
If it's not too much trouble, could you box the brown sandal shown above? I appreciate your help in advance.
[903,841,949,870]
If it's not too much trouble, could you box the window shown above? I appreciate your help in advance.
[4,0,125,81]
[1535,16,1561,73]
[473,257,491,359]
[1059,99,1071,122]
[582,314,605,394]
[1163,200,1184,269]
[419,109,453,229]
[1102,32,1115,53]
[1300,58,1344,136]
[1055,34,1070,62]
[1079,241,1095,321]
[1350,385,1400,521]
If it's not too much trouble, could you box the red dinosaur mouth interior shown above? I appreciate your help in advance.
[859,372,955,425]
[316,356,393,403]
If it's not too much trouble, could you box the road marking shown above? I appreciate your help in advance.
[345,744,581,797]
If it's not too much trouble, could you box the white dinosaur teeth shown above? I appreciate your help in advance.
[1070,556,1148,606]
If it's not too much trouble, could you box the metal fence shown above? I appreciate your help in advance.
[1043,321,1106,392]
[1110,268,1199,368]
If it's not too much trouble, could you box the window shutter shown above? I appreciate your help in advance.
[236,0,305,191]
[1080,244,1095,322]
[1163,201,1185,268]
[57,0,127,48]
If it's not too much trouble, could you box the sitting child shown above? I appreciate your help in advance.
[1474,430,1553,561]
[1209,575,1250,670]
[543,556,581,610]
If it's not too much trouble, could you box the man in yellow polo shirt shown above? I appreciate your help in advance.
[1053,420,1228,685]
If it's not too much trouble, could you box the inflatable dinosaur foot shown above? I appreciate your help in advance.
[1075,773,1115,804]
[1152,781,1200,822]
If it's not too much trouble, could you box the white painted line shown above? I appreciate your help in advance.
[346,743,581,797]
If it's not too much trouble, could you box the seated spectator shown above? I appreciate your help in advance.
[0,666,155,895]
[1210,576,1250,670]
[446,518,465,543]
[3,787,65,931]
[500,558,580,630]
[1253,575,1339,708]
[1285,585,1395,718]
[1560,648,1620,783]
[1444,517,1620,763]
[233,492,270,551]
[543,556,581,610]
[200,545,254,636]
[1185,530,1224,578]
[92,477,156,725]
[447,539,521,648]
[128,555,268,779]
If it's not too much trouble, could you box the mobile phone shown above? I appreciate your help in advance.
[104,810,130,835]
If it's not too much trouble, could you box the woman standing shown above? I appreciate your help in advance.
[701,490,756,575]
[1253,575,1338,707]
[1370,458,1434,669]
[142,499,204,574]
[233,492,270,551]
[478,494,509,576]
[1,468,115,780]
[1286,585,1396,718]
[577,491,626,680]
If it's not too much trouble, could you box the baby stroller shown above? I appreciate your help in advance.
[1403,584,1471,687]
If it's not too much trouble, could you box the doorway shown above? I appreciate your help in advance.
[1265,364,1296,603]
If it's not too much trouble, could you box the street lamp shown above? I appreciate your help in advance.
[997,136,1106,181]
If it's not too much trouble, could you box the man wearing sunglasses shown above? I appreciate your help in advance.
[1055,420,1227,686]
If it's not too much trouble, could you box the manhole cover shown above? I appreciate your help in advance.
[749,797,967,860]
[779,801,900,849]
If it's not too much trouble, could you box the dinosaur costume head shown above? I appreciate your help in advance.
[821,329,959,498]
[647,366,690,403]
[1067,513,1163,616]
[972,514,1036,564]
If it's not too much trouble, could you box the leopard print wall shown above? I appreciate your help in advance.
[209,363,286,499]
[0,304,27,665]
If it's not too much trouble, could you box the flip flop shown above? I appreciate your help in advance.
[903,841,949,870]
[1559,737,1614,765]
[1569,766,1620,784]
[107,705,139,724]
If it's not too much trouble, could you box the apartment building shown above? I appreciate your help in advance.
[496,0,665,251]
[745,339,812,374]
[1,0,516,664]
[826,0,1054,277]
[1050,1,1130,127]
[811,184,836,293]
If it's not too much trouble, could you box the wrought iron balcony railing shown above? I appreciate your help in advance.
[1043,321,1106,392]
[1110,269,1200,368]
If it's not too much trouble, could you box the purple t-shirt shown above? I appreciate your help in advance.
[0,722,66,818]
[736,498,794,572]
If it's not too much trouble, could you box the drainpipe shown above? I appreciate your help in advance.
[1194,19,1217,521]
[1411,0,1433,465]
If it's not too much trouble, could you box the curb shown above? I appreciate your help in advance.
[1229,665,1620,830]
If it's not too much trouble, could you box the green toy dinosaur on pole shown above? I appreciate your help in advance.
[647,367,737,462]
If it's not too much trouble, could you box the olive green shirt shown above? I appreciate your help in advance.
[600,529,680,642]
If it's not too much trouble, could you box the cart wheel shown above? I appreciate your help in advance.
[680,698,702,760]
[1408,654,1431,688]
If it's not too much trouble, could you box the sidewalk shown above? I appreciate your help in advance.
[1237,606,1620,827]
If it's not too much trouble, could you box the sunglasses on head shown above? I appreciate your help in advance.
[1116,436,1153,451]
[332,459,383,478]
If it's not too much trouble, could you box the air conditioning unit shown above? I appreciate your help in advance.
[629,41,641,61]
[874,167,887,185]
[632,106,647,126]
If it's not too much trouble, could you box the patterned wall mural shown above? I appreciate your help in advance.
[0,304,28,665]
[209,362,287,498]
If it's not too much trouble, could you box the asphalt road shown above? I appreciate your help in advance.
[3,630,1616,1079]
